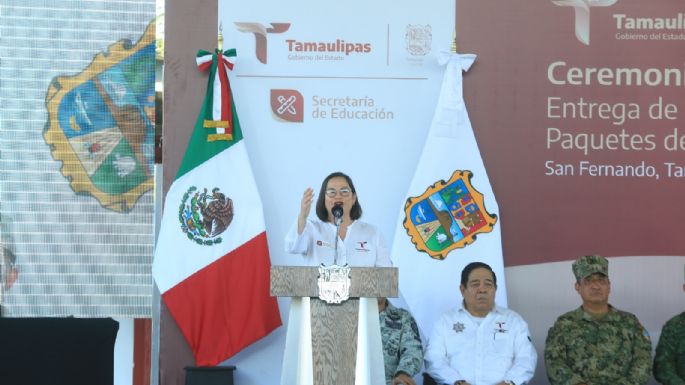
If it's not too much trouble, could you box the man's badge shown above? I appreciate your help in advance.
[495,321,508,334]
[453,322,465,333]
[403,170,497,260]
[44,22,156,212]
[179,186,234,245]
[317,264,351,304]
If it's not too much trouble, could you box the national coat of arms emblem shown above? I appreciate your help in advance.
[317,264,351,304]
[179,186,234,245]
[403,170,497,260]
[405,24,432,56]
[44,21,156,213]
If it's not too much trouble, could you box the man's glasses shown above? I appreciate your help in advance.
[325,188,351,198]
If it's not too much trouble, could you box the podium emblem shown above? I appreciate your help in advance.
[317,264,351,304]
[403,170,497,260]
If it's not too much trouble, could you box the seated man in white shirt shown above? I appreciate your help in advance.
[425,262,537,385]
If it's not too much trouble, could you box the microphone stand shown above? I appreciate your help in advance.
[333,216,341,265]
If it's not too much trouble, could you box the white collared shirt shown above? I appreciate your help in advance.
[425,304,537,385]
[285,218,391,267]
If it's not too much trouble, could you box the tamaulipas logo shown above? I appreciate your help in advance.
[552,0,617,45]
[235,22,291,64]
[235,21,374,64]
[403,170,497,260]
[179,186,234,246]
[44,22,156,213]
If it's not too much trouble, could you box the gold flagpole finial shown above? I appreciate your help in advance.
[451,30,457,54]
[218,23,224,51]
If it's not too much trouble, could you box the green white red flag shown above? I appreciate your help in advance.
[152,48,281,366]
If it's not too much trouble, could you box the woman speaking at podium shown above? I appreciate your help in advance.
[281,171,391,385]
[285,171,392,267]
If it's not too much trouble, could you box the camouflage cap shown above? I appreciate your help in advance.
[572,255,608,280]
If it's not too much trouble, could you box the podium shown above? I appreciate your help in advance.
[271,266,398,385]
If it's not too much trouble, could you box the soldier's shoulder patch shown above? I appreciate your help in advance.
[403,170,497,260]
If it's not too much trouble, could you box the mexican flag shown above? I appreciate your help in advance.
[152,48,281,366]
[390,52,507,340]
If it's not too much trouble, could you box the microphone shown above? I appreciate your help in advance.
[332,204,343,225]
[332,204,343,265]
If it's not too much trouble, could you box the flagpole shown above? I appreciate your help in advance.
[217,23,223,51]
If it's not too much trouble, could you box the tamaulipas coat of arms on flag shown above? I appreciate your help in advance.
[403,169,497,260]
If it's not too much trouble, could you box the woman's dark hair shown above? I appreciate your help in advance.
[315,172,362,222]
[460,262,497,288]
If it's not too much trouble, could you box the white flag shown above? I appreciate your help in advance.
[390,52,507,340]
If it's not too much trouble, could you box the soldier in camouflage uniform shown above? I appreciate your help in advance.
[379,297,423,385]
[653,265,685,385]
[544,255,652,385]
